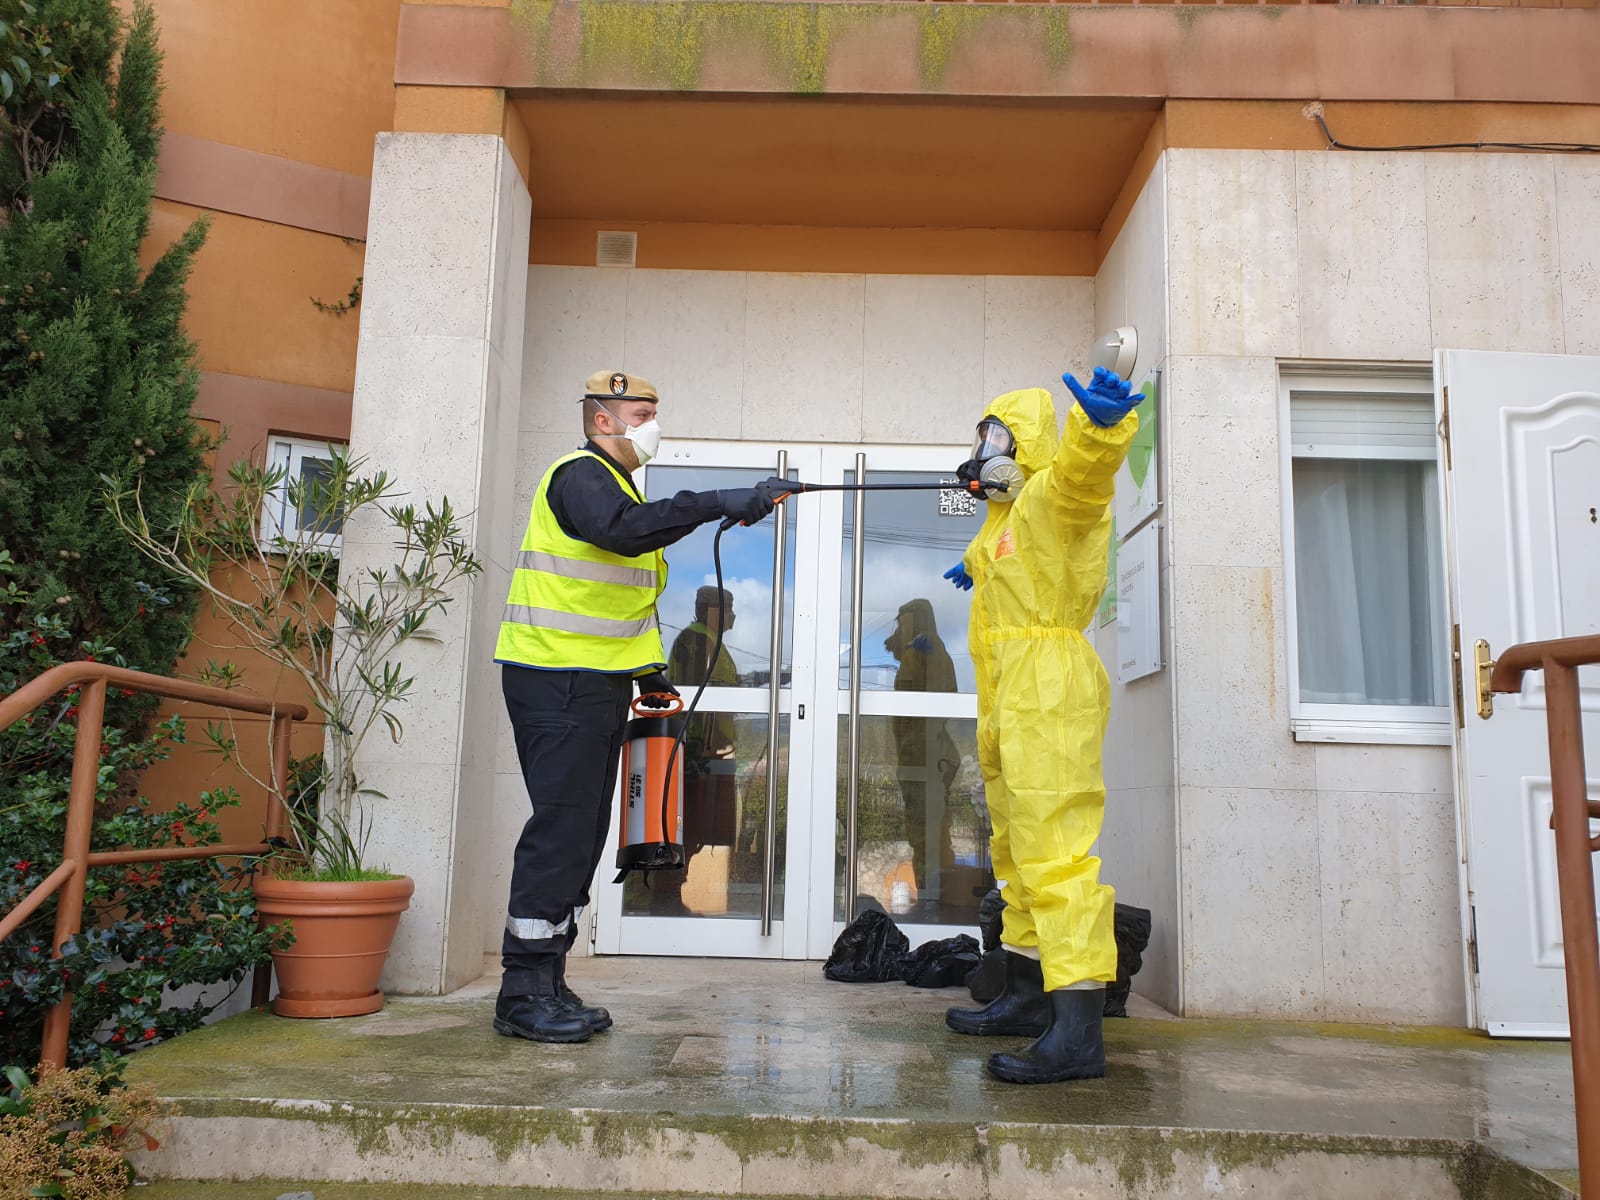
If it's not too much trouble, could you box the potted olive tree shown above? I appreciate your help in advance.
[109,448,481,1016]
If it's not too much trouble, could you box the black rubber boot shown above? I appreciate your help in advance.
[555,953,612,1033]
[494,958,592,1044]
[986,987,1106,1084]
[946,950,1049,1037]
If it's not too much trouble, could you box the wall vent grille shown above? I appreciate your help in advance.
[596,230,637,268]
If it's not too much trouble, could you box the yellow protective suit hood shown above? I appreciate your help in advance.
[980,387,1059,482]
[962,389,1139,992]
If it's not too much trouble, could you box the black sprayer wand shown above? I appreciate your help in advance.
[648,475,1007,875]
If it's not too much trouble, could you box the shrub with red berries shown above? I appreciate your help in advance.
[2,602,288,1069]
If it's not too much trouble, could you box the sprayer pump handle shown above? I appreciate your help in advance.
[633,693,685,717]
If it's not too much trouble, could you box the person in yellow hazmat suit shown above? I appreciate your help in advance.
[940,365,1141,1085]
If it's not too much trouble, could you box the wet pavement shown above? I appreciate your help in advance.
[123,957,1581,1197]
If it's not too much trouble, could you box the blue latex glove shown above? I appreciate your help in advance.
[943,562,973,591]
[910,635,932,653]
[1063,366,1140,428]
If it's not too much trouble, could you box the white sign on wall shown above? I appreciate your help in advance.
[1117,521,1161,683]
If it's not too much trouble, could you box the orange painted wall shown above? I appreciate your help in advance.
[119,0,397,825]
[136,0,402,179]
[136,573,330,850]
[133,420,328,848]
[144,201,365,396]
[531,220,1095,276]
[131,196,359,825]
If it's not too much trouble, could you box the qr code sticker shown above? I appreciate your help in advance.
[939,480,978,518]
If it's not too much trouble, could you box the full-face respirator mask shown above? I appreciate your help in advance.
[956,417,1023,502]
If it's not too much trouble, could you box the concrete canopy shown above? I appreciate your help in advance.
[511,93,1160,232]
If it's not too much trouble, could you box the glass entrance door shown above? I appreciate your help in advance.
[592,442,821,958]
[593,441,993,959]
[800,446,992,958]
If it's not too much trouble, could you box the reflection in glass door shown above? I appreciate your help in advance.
[593,443,820,958]
[805,448,993,957]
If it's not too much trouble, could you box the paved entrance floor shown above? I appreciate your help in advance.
[124,958,1582,1198]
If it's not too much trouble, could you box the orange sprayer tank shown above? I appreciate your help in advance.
[616,694,686,877]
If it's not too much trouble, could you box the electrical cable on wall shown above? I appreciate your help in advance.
[1303,102,1600,154]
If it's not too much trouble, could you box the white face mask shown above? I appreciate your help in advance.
[595,403,662,466]
[624,418,662,465]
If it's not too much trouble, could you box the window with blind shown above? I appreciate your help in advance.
[1280,370,1451,744]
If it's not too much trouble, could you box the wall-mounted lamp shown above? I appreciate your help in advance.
[1090,326,1138,380]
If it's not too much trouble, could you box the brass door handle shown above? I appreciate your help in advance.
[1474,639,1496,720]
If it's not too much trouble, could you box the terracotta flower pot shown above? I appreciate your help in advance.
[253,875,415,1018]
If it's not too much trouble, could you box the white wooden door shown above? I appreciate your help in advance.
[1440,349,1600,1036]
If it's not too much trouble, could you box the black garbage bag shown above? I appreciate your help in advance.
[901,933,982,988]
[824,909,909,982]
[1104,903,1152,1019]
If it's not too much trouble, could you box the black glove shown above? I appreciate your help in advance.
[717,488,775,526]
[755,476,796,503]
[635,672,679,709]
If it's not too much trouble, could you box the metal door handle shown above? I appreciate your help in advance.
[760,450,788,936]
[844,453,867,922]
[1474,638,1496,720]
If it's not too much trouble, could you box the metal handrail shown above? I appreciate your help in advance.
[1487,633,1600,1196]
[0,661,309,1069]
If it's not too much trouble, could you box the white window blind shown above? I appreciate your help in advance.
[1289,393,1436,458]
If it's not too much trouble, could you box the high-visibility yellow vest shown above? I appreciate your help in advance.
[494,450,667,673]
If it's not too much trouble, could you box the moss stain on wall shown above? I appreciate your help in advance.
[509,0,1075,96]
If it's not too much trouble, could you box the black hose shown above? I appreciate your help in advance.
[656,520,734,869]
[1312,111,1600,155]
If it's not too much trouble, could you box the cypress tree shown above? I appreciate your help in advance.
[0,0,207,701]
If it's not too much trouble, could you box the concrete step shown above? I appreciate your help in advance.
[122,959,1581,1200]
[132,1098,1572,1200]
[133,1178,1574,1200]
[136,1186,852,1200]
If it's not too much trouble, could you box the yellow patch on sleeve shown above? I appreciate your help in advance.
[994,527,1016,559]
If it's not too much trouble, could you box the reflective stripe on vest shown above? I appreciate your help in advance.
[512,549,658,589]
[494,450,667,673]
[500,603,656,640]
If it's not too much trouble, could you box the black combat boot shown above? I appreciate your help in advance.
[494,957,592,1043]
[555,953,612,1032]
[946,950,1050,1037]
[986,987,1106,1084]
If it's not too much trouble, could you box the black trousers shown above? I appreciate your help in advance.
[500,664,633,995]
